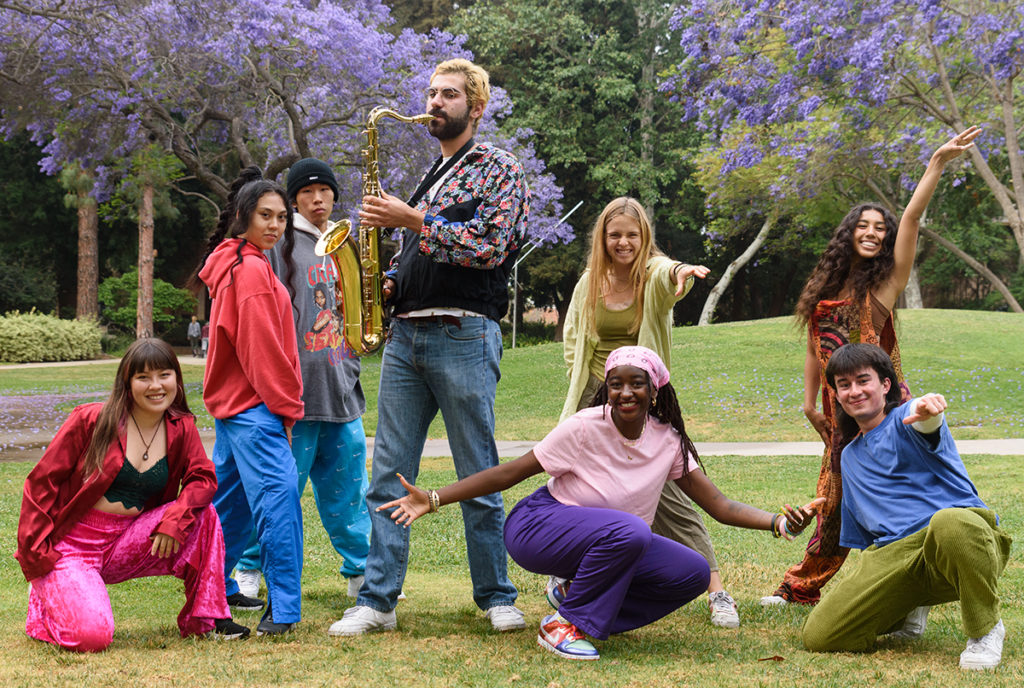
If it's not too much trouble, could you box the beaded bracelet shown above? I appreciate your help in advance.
[428,490,441,513]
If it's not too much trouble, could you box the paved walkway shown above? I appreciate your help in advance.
[193,432,1024,459]
[4,356,1023,459]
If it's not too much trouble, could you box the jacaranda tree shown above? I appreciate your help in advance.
[1,1,567,328]
[666,0,1024,311]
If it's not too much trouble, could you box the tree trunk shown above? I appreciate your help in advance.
[903,264,923,308]
[136,184,155,337]
[75,189,99,319]
[920,225,1023,313]
[699,215,775,325]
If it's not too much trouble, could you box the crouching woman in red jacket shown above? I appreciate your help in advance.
[16,338,246,651]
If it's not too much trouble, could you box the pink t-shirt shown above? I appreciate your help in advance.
[532,406,698,525]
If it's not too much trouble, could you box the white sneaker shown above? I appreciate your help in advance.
[959,619,1005,670]
[709,591,741,628]
[346,575,364,598]
[485,605,526,632]
[760,595,790,606]
[235,569,261,599]
[887,606,930,640]
[328,605,397,637]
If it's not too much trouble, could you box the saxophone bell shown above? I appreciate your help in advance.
[314,219,352,257]
[315,108,432,356]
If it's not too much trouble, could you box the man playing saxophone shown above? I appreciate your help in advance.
[331,58,530,636]
[232,158,372,606]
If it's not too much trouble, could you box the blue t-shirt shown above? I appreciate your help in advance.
[839,400,985,549]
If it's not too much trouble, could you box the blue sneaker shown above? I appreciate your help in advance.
[545,576,570,610]
[537,614,599,661]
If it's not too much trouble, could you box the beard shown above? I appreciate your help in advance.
[427,105,472,141]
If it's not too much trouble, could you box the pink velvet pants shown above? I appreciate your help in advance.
[26,504,229,652]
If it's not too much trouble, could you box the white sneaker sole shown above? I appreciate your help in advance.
[327,620,397,637]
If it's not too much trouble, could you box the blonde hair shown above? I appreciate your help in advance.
[431,58,490,130]
[583,197,663,335]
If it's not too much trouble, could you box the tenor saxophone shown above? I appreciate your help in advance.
[315,107,433,355]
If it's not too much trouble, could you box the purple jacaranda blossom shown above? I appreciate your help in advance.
[0,0,565,241]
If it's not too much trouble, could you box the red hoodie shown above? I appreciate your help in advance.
[200,238,303,426]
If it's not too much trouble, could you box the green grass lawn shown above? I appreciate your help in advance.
[0,310,1021,685]
[0,453,1019,687]
[3,309,1024,444]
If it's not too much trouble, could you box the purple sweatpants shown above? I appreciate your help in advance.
[26,504,229,652]
[504,486,710,640]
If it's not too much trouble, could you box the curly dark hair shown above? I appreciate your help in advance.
[588,377,704,476]
[794,203,898,326]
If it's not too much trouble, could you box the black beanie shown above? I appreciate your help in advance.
[286,158,339,202]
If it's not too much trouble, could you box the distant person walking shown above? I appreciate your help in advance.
[187,316,202,358]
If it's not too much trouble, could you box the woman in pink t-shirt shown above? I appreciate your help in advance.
[380,346,823,661]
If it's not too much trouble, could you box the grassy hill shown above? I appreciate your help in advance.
[2,309,1022,443]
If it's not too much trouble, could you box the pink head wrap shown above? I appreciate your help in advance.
[604,346,670,392]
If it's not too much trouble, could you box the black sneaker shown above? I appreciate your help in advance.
[227,592,265,611]
[212,618,250,640]
[256,603,295,636]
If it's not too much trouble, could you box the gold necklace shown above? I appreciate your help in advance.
[607,275,633,294]
[130,413,164,461]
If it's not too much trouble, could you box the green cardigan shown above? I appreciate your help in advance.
[560,255,693,422]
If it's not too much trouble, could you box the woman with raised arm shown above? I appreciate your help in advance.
[193,168,305,636]
[16,338,247,651]
[761,126,981,607]
[377,346,822,661]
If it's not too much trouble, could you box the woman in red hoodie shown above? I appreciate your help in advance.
[194,168,305,636]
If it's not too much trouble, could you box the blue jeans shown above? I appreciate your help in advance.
[236,418,371,577]
[212,404,303,623]
[358,316,518,612]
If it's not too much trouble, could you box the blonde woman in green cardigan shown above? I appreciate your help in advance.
[558,197,742,628]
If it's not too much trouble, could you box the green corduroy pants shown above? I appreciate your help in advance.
[802,507,1012,652]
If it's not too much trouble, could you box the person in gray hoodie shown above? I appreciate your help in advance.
[232,158,371,601]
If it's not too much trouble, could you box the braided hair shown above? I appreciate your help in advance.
[189,167,295,295]
[588,376,704,475]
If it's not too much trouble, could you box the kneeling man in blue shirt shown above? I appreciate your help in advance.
[801,343,1011,671]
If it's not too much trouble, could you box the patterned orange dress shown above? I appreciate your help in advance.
[772,293,911,604]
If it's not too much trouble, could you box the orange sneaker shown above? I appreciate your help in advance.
[537,614,599,660]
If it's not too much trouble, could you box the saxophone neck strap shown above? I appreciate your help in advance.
[407,137,476,208]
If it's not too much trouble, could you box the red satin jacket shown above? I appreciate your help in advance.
[16,403,217,581]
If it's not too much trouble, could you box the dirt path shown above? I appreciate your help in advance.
[0,392,103,462]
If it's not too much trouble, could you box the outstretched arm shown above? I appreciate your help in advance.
[674,469,824,539]
[379,451,545,526]
[882,126,981,305]
[903,393,947,435]
[670,263,711,296]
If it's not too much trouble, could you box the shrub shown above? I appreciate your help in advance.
[0,310,104,363]
[98,270,196,337]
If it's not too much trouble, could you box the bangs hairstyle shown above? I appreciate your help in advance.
[795,203,898,326]
[825,343,903,439]
[83,338,191,477]
[584,197,664,336]
[432,58,490,127]
[588,374,703,477]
